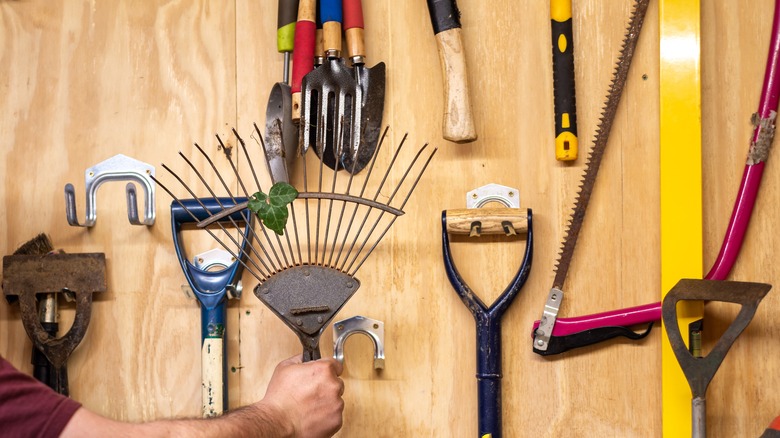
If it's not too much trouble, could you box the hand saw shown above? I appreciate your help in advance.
[532,0,651,354]
[533,0,780,356]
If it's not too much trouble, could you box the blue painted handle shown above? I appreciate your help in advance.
[171,198,250,310]
[320,0,342,23]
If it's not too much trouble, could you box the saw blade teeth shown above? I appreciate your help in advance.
[549,0,650,290]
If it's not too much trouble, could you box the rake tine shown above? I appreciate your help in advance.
[169,156,277,277]
[327,122,361,267]
[333,126,390,267]
[350,147,438,276]
[249,125,301,267]
[219,133,291,269]
[339,133,409,271]
[158,166,274,279]
[313,104,329,266]
[320,115,346,266]
[302,127,312,265]
[181,148,281,274]
[153,174,268,282]
[192,143,285,272]
[345,142,429,273]
[216,134,250,197]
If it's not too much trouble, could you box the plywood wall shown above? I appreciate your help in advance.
[1,1,778,436]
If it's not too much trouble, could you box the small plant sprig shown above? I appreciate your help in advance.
[247,182,298,235]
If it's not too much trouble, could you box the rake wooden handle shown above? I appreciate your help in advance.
[445,208,528,235]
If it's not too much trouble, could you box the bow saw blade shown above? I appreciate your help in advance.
[533,0,651,353]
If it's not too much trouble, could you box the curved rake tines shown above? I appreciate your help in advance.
[153,126,437,282]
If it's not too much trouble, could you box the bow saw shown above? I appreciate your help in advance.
[532,0,780,355]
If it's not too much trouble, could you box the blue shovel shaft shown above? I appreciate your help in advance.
[476,316,502,438]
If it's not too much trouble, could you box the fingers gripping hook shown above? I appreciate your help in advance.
[65,154,155,227]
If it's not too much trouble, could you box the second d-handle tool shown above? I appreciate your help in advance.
[171,198,251,417]
[442,185,533,438]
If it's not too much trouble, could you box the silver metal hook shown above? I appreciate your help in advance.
[333,316,385,369]
[64,154,155,227]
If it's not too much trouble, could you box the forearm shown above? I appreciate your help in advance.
[62,402,293,438]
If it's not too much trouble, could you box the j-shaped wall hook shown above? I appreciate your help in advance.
[64,154,155,227]
[333,316,385,369]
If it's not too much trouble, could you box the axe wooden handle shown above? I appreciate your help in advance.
[426,0,477,143]
[445,208,528,235]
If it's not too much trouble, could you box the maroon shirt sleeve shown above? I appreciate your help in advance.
[0,355,81,438]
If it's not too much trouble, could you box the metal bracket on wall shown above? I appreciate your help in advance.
[64,154,155,227]
[333,316,385,369]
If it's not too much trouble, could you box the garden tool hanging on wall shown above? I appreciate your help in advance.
[170,193,251,417]
[442,184,533,438]
[531,0,655,355]
[155,127,436,363]
[532,0,780,355]
[3,248,107,396]
[264,0,299,184]
[662,279,771,438]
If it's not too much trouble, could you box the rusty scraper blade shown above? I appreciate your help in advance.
[254,265,360,362]
[2,253,107,368]
[663,278,771,438]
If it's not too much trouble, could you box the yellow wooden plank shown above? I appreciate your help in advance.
[659,0,704,436]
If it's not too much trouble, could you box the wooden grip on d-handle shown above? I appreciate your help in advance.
[445,208,528,235]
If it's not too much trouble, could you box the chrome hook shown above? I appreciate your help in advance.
[64,154,155,227]
[333,316,385,369]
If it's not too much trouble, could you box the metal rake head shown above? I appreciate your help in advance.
[153,125,436,360]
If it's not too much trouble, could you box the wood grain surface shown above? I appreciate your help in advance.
[1,0,778,436]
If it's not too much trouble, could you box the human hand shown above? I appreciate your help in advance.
[261,355,345,438]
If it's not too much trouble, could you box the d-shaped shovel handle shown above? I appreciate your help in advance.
[171,197,251,417]
[441,208,533,438]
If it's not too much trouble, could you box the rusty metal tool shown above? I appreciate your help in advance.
[340,0,386,174]
[6,234,61,391]
[531,0,780,356]
[425,0,477,143]
[662,279,771,438]
[551,0,578,161]
[263,0,300,184]
[442,184,533,438]
[154,128,436,362]
[2,252,107,395]
[301,0,357,171]
[532,0,651,354]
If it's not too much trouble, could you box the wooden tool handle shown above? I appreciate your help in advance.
[445,208,528,235]
[343,0,365,59]
[426,0,477,143]
[291,0,316,120]
[321,0,342,53]
[434,28,477,143]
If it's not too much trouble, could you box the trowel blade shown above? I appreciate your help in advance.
[343,61,386,174]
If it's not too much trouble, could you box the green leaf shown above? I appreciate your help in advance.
[247,182,299,235]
